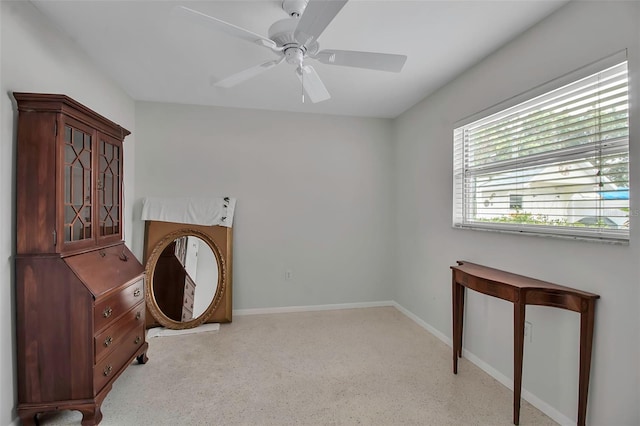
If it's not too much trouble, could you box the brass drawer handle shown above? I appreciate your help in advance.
[103,365,113,376]
[135,311,141,320]
[104,336,113,347]
[133,288,141,297]
[103,307,112,318]
[134,336,141,344]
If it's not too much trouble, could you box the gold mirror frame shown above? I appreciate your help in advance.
[144,228,226,330]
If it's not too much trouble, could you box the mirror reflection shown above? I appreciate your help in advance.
[152,236,219,322]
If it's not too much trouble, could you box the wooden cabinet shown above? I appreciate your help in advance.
[13,93,148,425]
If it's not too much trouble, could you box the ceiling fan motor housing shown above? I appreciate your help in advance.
[268,18,319,56]
[268,18,298,46]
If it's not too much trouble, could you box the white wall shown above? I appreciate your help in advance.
[134,102,394,310]
[3,1,637,425]
[0,2,136,425]
[394,1,640,425]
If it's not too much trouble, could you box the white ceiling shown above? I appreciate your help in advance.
[31,0,568,118]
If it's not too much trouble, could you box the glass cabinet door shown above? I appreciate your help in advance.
[62,120,94,248]
[97,133,122,243]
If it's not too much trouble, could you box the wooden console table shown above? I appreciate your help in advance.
[450,261,599,426]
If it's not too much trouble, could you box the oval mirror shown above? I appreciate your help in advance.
[145,228,226,329]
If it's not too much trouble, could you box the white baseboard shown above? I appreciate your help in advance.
[233,300,395,316]
[391,301,453,347]
[392,302,574,426]
[461,349,574,426]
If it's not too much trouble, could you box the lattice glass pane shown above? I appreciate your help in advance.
[105,141,113,160]
[102,221,112,236]
[73,130,83,151]
[64,142,76,164]
[105,175,113,205]
[73,220,83,241]
[114,145,120,170]
[115,179,120,203]
[65,205,76,224]
[72,166,83,205]
[83,206,91,223]
[64,126,72,143]
[79,150,90,169]
[65,166,71,203]
[84,170,91,203]
[83,206,91,238]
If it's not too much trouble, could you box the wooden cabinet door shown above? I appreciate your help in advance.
[59,117,96,253]
[96,132,123,245]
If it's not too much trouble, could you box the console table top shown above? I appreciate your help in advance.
[452,260,600,299]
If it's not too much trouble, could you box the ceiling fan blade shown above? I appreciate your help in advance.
[214,57,285,88]
[294,0,348,46]
[174,6,278,50]
[296,65,331,103]
[314,50,407,72]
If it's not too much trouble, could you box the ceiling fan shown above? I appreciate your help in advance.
[174,0,407,103]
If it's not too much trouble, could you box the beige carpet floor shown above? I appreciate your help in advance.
[37,307,556,425]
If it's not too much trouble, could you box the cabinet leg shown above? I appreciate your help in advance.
[18,411,38,426]
[137,351,149,364]
[79,405,103,426]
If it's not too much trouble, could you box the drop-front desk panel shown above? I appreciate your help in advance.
[450,261,599,426]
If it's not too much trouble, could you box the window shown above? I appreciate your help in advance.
[509,194,523,210]
[453,56,629,243]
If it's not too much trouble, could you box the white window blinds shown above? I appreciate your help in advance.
[453,59,629,243]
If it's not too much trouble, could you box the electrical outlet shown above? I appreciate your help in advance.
[285,269,293,281]
[524,321,533,343]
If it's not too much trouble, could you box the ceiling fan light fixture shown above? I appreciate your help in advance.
[284,47,304,66]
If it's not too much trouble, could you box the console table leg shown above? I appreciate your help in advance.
[452,278,459,374]
[458,286,465,358]
[577,300,596,426]
[513,302,525,425]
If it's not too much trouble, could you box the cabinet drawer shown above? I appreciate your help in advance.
[94,323,144,393]
[183,295,194,310]
[94,302,145,362]
[182,306,193,322]
[184,278,195,300]
[94,279,144,332]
